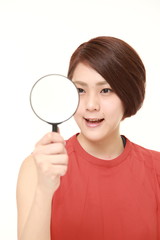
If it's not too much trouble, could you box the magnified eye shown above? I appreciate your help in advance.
[101,88,112,93]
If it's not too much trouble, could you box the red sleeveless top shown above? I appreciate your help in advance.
[51,134,160,240]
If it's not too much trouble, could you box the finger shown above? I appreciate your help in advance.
[36,132,65,146]
[34,153,68,166]
[50,154,68,165]
[50,164,68,177]
[35,143,67,155]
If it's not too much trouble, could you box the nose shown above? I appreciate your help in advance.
[85,92,100,112]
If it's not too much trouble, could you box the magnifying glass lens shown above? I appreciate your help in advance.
[30,74,79,131]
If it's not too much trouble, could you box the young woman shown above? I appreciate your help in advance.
[17,36,160,240]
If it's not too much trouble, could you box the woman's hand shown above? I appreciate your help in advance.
[32,131,68,194]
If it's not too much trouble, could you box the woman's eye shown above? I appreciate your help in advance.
[101,88,112,94]
[77,88,85,94]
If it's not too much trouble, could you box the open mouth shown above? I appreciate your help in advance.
[84,118,104,124]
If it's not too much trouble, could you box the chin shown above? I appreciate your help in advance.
[80,130,109,143]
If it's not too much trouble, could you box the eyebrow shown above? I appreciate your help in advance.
[73,80,108,86]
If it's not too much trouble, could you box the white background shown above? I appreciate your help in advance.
[0,0,160,239]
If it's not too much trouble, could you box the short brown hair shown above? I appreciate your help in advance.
[67,36,146,118]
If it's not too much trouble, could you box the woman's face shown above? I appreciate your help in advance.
[72,63,124,143]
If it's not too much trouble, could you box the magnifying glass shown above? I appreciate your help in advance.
[30,74,79,132]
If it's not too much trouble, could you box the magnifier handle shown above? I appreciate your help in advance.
[52,124,58,132]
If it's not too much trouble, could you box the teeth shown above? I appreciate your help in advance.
[86,118,103,122]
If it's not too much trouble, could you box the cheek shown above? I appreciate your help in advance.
[74,101,83,115]
[74,106,82,122]
[102,99,124,119]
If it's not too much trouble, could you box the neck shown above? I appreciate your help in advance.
[77,132,124,160]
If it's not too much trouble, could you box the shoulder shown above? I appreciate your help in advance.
[16,155,38,239]
[17,154,37,195]
[131,141,160,158]
[17,154,37,179]
[129,139,160,175]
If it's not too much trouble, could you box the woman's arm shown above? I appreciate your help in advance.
[16,132,68,240]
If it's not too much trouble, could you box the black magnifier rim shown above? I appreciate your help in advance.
[30,74,80,125]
